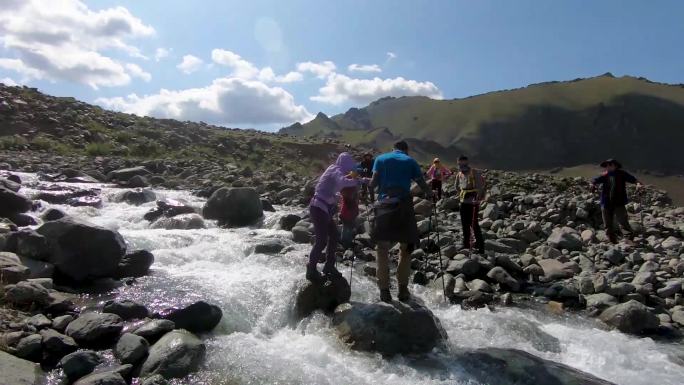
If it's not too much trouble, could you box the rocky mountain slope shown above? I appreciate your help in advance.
[0,83,353,187]
[282,74,684,174]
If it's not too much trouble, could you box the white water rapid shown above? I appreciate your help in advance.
[17,173,683,385]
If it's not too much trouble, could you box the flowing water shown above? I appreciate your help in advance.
[17,173,684,385]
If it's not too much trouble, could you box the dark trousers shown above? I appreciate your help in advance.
[430,179,443,201]
[601,205,634,242]
[361,183,375,203]
[460,203,484,252]
[308,206,338,268]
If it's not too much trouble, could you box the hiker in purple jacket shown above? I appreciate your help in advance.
[307,152,365,282]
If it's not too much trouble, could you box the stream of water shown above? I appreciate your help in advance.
[17,173,684,385]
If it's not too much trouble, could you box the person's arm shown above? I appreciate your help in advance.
[426,165,435,179]
[369,171,379,189]
[412,160,432,196]
[592,175,605,186]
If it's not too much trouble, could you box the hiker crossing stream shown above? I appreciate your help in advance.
[14,173,683,385]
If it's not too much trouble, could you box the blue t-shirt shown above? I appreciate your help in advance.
[373,150,422,199]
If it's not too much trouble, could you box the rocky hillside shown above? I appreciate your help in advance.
[0,83,355,187]
[282,74,684,174]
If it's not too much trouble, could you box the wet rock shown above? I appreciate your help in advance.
[599,300,659,335]
[114,333,149,365]
[293,275,351,321]
[547,227,583,251]
[40,328,78,362]
[454,291,494,310]
[126,175,149,188]
[332,298,447,356]
[141,374,168,385]
[538,259,574,280]
[202,187,263,226]
[25,314,52,329]
[486,266,520,291]
[60,350,102,381]
[3,280,51,307]
[291,226,312,244]
[158,301,222,333]
[0,350,45,385]
[603,248,624,265]
[254,239,286,254]
[445,258,480,278]
[0,251,30,284]
[132,319,175,343]
[143,199,196,222]
[103,299,150,320]
[260,199,276,212]
[115,249,154,278]
[0,186,32,218]
[52,315,74,332]
[279,214,302,231]
[65,312,124,346]
[5,230,49,260]
[73,368,128,385]
[458,347,616,385]
[15,334,42,361]
[41,208,65,221]
[150,213,205,230]
[113,189,156,206]
[37,218,126,282]
[139,330,206,379]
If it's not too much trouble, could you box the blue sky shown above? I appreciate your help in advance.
[1,0,683,130]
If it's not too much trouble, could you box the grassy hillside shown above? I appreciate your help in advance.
[282,74,684,174]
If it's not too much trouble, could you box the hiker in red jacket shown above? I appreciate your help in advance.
[339,183,360,249]
[591,158,643,244]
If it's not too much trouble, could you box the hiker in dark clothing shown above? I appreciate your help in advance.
[358,152,375,203]
[454,155,486,254]
[369,141,433,303]
[591,158,643,244]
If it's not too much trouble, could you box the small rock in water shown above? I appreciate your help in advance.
[114,333,149,365]
[158,301,222,333]
[103,299,150,320]
[60,350,102,381]
[293,275,351,322]
[116,249,154,278]
[65,312,124,346]
[599,300,659,335]
[139,330,206,379]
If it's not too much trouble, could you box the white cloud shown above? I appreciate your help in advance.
[125,63,151,82]
[1,77,18,86]
[211,49,259,79]
[154,48,170,62]
[311,73,443,105]
[212,48,303,83]
[386,52,397,60]
[177,55,203,74]
[96,77,313,126]
[348,64,382,73]
[0,0,154,88]
[296,61,336,78]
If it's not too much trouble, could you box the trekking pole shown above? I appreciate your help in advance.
[433,205,447,303]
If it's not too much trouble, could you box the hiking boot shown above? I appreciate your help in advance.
[322,264,342,277]
[398,286,411,302]
[379,289,392,303]
[306,265,322,282]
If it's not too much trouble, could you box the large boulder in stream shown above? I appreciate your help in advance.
[36,218,126,282]
[113,189,156,206]
[139,330,206,379]
[293,275,351,322]
[457,347,616,385]
[202,187,263,226]
[332,299,447,356]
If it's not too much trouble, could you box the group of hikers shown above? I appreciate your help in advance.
[305,140,643,303]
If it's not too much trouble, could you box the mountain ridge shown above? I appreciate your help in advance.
[281,74,684,174]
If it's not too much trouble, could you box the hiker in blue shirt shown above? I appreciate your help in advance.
[369,141,432,302]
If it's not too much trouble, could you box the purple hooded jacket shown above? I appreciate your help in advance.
[311,152,359,214]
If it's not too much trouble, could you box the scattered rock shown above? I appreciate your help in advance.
[103,299,150,320]
[599,300,659,335]
[114,333,149,365]
[115,249,154,278]
[547,227,583,251]
[60,350,102,381]
[132,319,175,343]
[65,312,124,346]
[293,275,351,321]
[158,301,222,334]
[139,330,206,379]
[0,350,45,385]
[113,188,156,206]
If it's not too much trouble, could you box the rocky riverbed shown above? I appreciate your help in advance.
[1,159,684,385]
